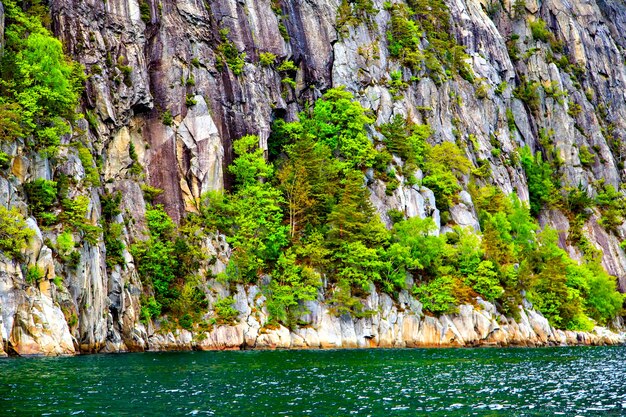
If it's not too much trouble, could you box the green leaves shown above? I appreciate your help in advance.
[213,296,240,325]
[380,114,431,166]
[306,87,376,170]
[24,178,57,222]
[0,0,84,155]
[0,205,34,260]
[197,88,624,330]
[230,135,273,186]
[465,260,503,301]
[413,275,459,315]
[519,146,559,216]
[266,251,320,327]
[132,204,208,327]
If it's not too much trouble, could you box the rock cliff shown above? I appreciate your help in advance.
[147,283,625,351]
[1,0,626,355]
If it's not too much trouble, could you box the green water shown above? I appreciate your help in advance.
[1,347,625,416]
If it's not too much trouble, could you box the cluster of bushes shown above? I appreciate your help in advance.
[0,0,84,156]
[0,1,96,270]
[131,204,208,327]
[207,89,469,324]
[336,0,377,34]
[216,28,245,76]
[23,177,100,244]
[385,0,473,84]
[471,185,623,329]
[0,205,34,260]
[196,87,623,331]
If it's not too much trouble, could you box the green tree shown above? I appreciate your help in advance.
[206,135,288,282]
[422,142,471,210]
[413,274,459,315]
[465,260,503,301]
[266,251,321,327]
[305,87,376,169]
[0,205,34,259]
[0,0,84,155]
[519,146,559,216]
[392,216,445,277]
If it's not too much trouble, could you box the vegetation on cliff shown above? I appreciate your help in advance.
[0,0,624,346]
[0,0,84,156]
[191,88,624,330]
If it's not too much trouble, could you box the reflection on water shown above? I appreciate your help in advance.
[1,346,625,416]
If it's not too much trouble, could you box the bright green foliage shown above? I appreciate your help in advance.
[595,183,626,234]
[529,19,550,42]
[213,296,239,325]
[24,178,57,225]
[564,185,593,215]
[387,4,423,71]
[139,0,151,24]
[26,265,44,284]
[386,0,472,83]
[0,0,85,155]
[422,142,471,211]
[413,274,459,314]
[203,136,288,282]
[216,28,246,76]
[519,146,560,216]
[224,183,287,281]
[228,138,288,279]
[506,108,516,132]
[57,231,74,255]
[259,52,277,67]
[0,103,25,142]
[132,205,179,310]
[451,226,483,275]
[56,230,80,267]
[336,0,377,34]
[277,60,298,73]
[513,80,541,114]
[0,152,10,170]
[140,296,161,324]
[380,114,431,166]
[202,91,385,317]
[465,260,503,300]
[132,204,207,323]
[0,205,34,259]
[268,88,376,171]
[327,171,384,243]
[332,241,384,295]
[527,230,583,329]
[60,195,101,245]
[194,88,625,330]
[470,185,623,329]
[266,251,321,327]
[324,171,390,309]
[583,262,624,325]
[277,145,316,238]
[141,184,164,204]
[170,277,208,324]
[306,87,376,169]
[578,145,595,167]
[162,110,173,126]
[76,143,101,186]
[392,217,444,277]
[230,135,274,186]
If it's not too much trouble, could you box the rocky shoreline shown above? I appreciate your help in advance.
[2,282,624,357]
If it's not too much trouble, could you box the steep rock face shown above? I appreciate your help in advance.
[1,0,626,354]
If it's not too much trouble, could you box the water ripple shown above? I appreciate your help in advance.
[0,346,625,416]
